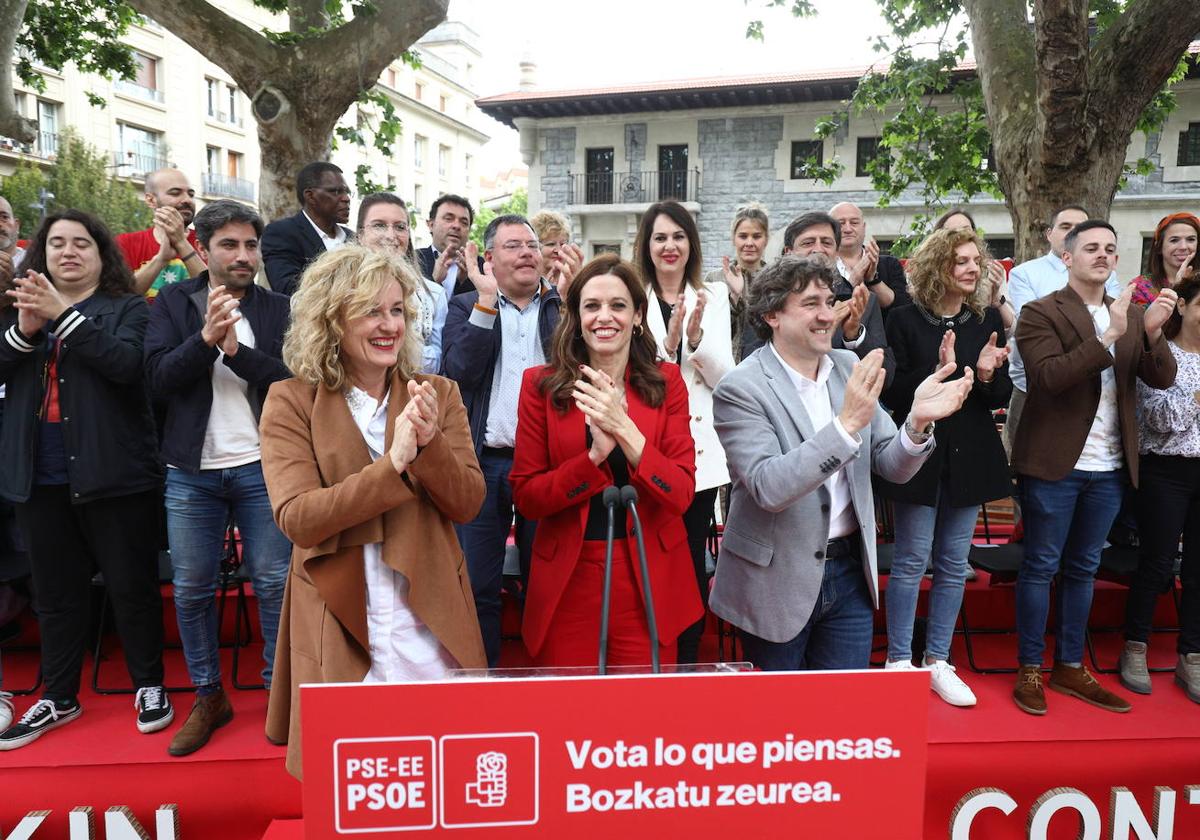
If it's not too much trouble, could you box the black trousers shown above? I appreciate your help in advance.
[1127,453,1200,654]
[676,487,720,664]
[16,484,165,701]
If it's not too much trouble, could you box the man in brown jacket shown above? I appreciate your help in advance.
[1011,219,1178,716]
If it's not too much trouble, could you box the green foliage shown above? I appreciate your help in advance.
[470,188,528,248]
[745,0,816,40]
[17,2,140,93]
[1,128,151,234]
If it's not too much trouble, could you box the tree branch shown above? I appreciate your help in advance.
[1032,0,1091,170]
[0,0,34,143]
[1089,0,1200,140]
[124,0,279,88]
[314,0,447,82]
[288,0,329,34]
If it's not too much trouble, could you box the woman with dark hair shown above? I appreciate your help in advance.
[0,209,171,750]
[1131,213,1199,307]
[357,193,446,373]
[634,200,733,663]
[511,253,700,667]
[879,226,1012,707]
[1119,273,1200,702]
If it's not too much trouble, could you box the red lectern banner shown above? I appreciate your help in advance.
[300,670,928,838]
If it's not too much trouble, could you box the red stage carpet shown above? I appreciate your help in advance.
[1,573,1195,839]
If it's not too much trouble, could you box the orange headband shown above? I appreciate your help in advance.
[1154,212,1200,241]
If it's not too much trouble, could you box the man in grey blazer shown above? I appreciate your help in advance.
[711,256,972,671]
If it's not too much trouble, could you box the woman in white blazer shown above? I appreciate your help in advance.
[634,200,734,663]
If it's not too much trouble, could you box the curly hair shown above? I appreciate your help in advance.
[530,209,571,244]
[283,245,421,390]
[2,209,134,309]
[906,227,991,319]
[540,252,665,411]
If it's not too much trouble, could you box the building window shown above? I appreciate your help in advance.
[1178,123,1200,166]
[439,94,448,113]
[384,68,397,88]
[413,184,424,220]
[658,144,689,201]
[116,122,165,175]
[205,78,218,117]
[116,51,164,103]
[206,145,220,175]
[36,100,58,157]
[414,82,424,101]
[228,151,242,179]
[225,84,238,125]
[438,144,450,177]
[584,147,614,204]
[464,153,473,183]
[856,136,888,178]
[413,135,426,170]
[790,140,824,179]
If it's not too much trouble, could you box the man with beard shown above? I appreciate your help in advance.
[144,200,292,755]
[441,214,560,666]
[116,168,205,298]
[261,161,354,296]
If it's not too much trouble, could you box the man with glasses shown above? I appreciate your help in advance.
[442,214,561,666]
[261,161,354,296]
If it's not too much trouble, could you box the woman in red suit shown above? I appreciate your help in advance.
[511,252,701,667]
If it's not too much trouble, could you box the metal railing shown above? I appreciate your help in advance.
[202,172,256,201]
[114,78,165,104]
[567,169,699,205]
[115,147,167,176]
[0,131,59,158]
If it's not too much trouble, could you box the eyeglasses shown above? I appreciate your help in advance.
[367,221,409,234]
[498,241,541,252]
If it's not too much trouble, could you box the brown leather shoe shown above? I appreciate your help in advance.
[168,689,234,757]
[1013,665,1047,715]
[1048,663,1131,713]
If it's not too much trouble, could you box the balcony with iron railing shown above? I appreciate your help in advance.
[0,130,57,158]
[202,172,256,202]
[113,78,165,104]
[566,169,700,207]
[115,146,167,177]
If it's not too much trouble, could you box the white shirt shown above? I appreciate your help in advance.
[1007,251,1122,391]
[1074,303,1124,472]
[431,246,460,300]
[199,314,260,470]
[344,386,459,683]
[769,344,931,539]
[303,210,348,252]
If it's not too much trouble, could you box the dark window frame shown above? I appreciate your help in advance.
[790,140,823,180]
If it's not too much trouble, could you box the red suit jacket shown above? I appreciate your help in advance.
[511,362,702,658]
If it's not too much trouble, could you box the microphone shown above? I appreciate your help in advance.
[620,485,660,674]
[598,486,622,675]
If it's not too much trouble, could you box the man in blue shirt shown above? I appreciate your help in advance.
[441,215,561,666]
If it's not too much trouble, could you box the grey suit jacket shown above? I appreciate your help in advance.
[710,345,932,643]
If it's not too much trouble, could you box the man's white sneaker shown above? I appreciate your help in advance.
[0,692,12,731]
[926,660,977,707]
[884,659,919,671]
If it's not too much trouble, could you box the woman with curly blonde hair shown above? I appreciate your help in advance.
[877,227,1012,708]
[260,245,486,778]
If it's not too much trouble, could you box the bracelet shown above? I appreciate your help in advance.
[904,417,935,443]
[179,250,198,262]
[865,275,883,287]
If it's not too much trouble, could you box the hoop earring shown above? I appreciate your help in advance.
[634,323,643,336]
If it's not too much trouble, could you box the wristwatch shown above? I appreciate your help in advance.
[865,275,883,287]
[904,417,935,443]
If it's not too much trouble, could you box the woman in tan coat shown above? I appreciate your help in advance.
[260,246,486,778]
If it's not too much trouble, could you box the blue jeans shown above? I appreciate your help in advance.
[738,553,875,670]
[456,451,535,668]
[164,462,292,687]
[1016,469,1126,666]
[887,492,979,662]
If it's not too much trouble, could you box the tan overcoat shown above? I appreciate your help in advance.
[259,372,486,778]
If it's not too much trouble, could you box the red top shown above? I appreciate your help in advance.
[115,227,198,299]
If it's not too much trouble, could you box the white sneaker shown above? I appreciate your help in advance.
[926,660,977,707]
[0,692,12,731]
[884,659,919,671]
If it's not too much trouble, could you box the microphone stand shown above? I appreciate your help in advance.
[597,486,622,675]
[621,485,660,674]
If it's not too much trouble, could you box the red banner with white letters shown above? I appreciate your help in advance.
[299,670,928,838]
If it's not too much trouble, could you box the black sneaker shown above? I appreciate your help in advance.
[135,685,174,734]
[0,697,82,750]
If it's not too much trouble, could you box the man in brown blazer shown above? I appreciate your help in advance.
[1011,219,1178,716]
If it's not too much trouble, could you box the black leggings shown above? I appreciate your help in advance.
[675,487,719,664]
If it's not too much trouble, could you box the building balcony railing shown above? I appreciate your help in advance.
[0,130,59,158]
[202,172,256,202]
[566,169,699,206]
[115,148,167,176]
[114,78,165,104]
